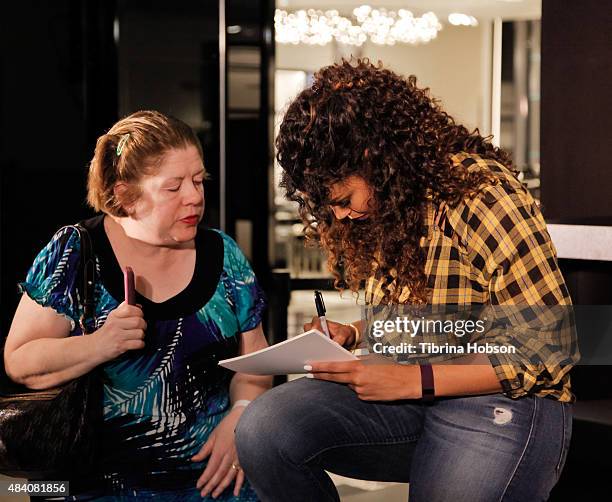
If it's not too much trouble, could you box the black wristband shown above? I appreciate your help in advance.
[420,364,435,403]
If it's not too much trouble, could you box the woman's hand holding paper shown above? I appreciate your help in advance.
[306,360,421,401]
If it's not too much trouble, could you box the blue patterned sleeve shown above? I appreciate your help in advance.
[18,226,82,328]
[219,232,267,333]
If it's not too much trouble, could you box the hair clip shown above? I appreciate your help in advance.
[116,133,130,156]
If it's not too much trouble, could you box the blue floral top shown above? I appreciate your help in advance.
[19,216,266,501]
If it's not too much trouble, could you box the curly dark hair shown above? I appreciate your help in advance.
[277,59,513,304]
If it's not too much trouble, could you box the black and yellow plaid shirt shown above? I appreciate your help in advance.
[365,152,577,403]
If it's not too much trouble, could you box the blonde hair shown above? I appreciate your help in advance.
[87,110,205,216]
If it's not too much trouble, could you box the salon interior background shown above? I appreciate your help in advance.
[0,0,611,500]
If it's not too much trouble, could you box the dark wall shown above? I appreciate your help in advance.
[540,0,612,221]
[541,3,612,497]
[541,0,612,400]
[559,259,612,400]
[0,0,117,336]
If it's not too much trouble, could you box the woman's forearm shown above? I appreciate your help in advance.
[430,363,501,397]
[229,373,272,405]
[351,320,502,396]
[229,324,272,405]
[6,335,105,390]
[404,354,502,398]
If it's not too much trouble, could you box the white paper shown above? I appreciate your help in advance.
[218,329,358,375]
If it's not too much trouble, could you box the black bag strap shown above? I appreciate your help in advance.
[71,223,96,334]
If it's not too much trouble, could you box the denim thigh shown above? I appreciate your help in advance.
[236,377,425,486]
[237,378,571,502]
[409,393,572,502]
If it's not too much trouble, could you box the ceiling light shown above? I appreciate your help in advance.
[275,5,443,46]
[448,13,478,27]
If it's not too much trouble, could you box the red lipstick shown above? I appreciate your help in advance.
[180,215,198,225]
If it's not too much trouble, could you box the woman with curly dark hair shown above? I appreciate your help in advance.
[235,60,575,501]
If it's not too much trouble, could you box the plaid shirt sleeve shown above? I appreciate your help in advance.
[463,179,579,400]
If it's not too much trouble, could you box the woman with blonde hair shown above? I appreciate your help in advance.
[4,110,270,500]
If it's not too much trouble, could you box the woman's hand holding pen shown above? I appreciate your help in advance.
[304,316,357,348]
[91,301,146,362]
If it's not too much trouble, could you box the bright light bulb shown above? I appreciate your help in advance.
[448,13,478,26]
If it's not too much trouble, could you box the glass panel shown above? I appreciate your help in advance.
[500,19,541,199]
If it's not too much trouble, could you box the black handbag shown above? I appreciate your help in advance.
[0,223,104,480]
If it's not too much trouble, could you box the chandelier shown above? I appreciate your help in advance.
[275,5,444,46]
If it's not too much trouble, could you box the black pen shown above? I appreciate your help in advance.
[314,290,331,338]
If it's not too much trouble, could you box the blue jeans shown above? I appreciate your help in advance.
[235,378,572,502]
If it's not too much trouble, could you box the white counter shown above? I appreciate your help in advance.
[547,224,612,262]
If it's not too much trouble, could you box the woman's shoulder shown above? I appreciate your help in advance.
[206,228,247,262]
[78,214,105,232]
[450,152,524,193]
[204,229,265,327]
[35,224,85,265]
[208,228,237,248]
[26,216,105,297]
[19,223,90,323]
[205,228,256,279]
[443,153,537,242]
[35,216,106,266]
[39,215,105,256]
